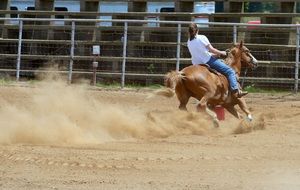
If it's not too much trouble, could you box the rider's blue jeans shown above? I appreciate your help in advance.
[206,56,239,91]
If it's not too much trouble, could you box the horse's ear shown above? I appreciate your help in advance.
[239,40,244,49]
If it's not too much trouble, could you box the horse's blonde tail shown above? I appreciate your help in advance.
[152,71,185,98]
[164,71,185,89]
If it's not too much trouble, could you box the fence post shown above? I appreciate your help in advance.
[176,24,182,71]
[121,22,128,88]
[69,21,75,84]
[295,26,299,93]
[233,25,237,44]
[16,20,23,82]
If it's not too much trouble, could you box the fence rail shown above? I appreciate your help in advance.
[0,17,299,92]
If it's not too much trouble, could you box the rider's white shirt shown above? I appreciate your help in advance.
[187,34,212,65]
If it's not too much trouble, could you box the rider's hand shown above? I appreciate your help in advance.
[219,51,228,59]
[220,51,227,56]
[225,49,230,55]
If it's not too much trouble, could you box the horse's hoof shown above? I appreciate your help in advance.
[247,114,253,122]
[213,119,220,128]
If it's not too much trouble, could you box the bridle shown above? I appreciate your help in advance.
[240,48,258,87]
[241,48,258,69]
[227,46,258,88]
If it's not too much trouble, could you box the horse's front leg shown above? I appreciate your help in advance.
[197,95,219,127]
[224,105,242,119]
[236,97,252,121]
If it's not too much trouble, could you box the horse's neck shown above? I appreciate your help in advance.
[225,55,242,76]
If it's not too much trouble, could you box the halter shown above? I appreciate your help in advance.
[226,45,257,69]
[241,67,248,88]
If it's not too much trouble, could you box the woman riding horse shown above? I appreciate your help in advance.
[187,23,248,98]
[164,25,258,127]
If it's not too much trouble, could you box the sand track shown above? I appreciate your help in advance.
[0,83,299,190]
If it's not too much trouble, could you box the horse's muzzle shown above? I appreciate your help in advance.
[250,55,259,69]
[252,62,258,70]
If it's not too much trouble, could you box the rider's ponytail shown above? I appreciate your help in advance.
[189,23,198,41]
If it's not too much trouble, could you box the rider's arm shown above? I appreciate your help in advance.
[206,44,226,57]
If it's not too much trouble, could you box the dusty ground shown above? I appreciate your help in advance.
[0,81,299,190]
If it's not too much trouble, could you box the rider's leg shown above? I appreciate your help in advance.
[206,57,248,98]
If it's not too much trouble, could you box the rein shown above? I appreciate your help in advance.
[241,68,248,88]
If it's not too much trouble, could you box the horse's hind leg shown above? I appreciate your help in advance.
[197,95,219,127]
[177,94,190,111]
[179,100,189,111]
[175,84,190,111]
[237,98,252,121]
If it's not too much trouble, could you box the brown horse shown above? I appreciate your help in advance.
[164,41,258,127]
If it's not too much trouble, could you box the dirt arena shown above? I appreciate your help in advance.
[0,80,299,190]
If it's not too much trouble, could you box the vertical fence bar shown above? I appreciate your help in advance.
[69,21,75,84]
[121,22,128,88]
[295,26,299,93]
[233,25,237,44]
[16,20,23,82]
[176,24,182,71]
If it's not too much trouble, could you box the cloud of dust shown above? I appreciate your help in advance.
[232,114,266,134]
[0,78,214,145]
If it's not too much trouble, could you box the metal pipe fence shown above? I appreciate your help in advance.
[0,18,299,92]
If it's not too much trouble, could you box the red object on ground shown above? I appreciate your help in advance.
[214,106,225,120]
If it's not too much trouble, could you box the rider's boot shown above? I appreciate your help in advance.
[232,89,248,98]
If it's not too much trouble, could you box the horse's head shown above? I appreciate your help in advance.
[228,41,258,69]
